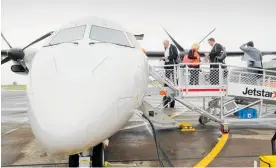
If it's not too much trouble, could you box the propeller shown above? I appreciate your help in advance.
[162,27,185,52]
[1,56,11,64]
[198,28,216,44]
[1,32,12,48]
[1,31,54,71]
[162,27,216,52]
[22,31,53,50]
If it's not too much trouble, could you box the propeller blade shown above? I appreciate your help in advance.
[198,28,216,44]
[1,56,11,65]
[1,50,9,56]
[162,28,185,52]
[23,31,54,50]
[17,59,29,73]
[1,32,12,48]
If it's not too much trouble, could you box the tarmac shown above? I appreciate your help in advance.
[1,90,276,167]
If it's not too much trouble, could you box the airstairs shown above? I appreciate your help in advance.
[142,63,276,133]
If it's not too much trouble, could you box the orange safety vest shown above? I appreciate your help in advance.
[183,50,200,66]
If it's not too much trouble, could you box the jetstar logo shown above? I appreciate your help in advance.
[242,87,276,98]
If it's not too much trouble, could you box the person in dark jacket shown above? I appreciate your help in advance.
[206,38,223,85]
[161,40,178,86]
[160,40,178,109]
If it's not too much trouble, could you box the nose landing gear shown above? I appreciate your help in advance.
[68,142,105,167]
[92,143,105,167]
[69,154,79,167]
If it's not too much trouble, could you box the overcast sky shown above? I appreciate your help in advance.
[1,0,276,84]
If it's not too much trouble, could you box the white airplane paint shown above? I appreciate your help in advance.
[22,16,149,155]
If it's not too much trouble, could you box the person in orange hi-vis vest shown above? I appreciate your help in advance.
[183,43,201,85]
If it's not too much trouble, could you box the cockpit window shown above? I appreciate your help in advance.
[49,25,86,45]
[89,25,131,47]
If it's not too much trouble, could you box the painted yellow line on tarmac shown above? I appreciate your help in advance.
[169,114,177,118]
[194,133,229,168]
[169,112,185,119]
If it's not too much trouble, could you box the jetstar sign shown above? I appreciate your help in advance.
[242,87,276,98]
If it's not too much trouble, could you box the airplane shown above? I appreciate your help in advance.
[1,16,276,167]
[1,16,149,167]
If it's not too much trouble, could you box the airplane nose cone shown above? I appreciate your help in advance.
[28,45,119,154]
[28,78,120,154]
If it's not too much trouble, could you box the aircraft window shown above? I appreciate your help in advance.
[126,32,141,48]
[49,25,86,45]
[89,26,131,47]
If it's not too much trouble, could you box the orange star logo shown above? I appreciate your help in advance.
[273,91,276,98]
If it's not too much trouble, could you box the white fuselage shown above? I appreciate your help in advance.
[26,17,149,155]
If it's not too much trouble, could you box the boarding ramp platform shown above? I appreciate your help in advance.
[145,63,276,132]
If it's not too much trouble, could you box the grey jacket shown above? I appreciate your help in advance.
[240,43,263,68]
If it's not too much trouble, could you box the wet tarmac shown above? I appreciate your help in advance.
[1,90,276,167]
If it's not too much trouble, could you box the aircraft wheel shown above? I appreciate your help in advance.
[92,143,105,167]
[220,125,229,134]
[170,100,175,108]
[198,116,205,125]
[68,154,79,167]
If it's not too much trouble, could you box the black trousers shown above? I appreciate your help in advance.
[189,67,200,85]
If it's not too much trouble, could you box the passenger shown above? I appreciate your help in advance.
[161,40,178,86]
[240,41,263,85]
[205,38,223,85]
[187,43,201,85]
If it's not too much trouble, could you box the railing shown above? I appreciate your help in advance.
[151,63,276,90]
[149,63,276,126]
[149,65,179,90]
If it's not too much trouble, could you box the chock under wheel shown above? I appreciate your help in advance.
[179,122,195,132]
